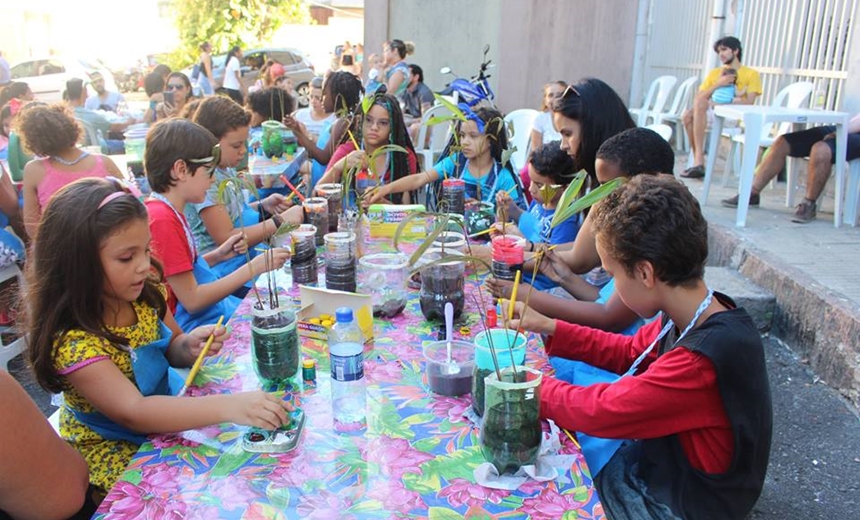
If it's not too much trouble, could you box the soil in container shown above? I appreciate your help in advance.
[251,306,299,384]
[427,363,472,396]
[419,267,464,321]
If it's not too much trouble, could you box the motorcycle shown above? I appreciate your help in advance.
[437,44,496,108]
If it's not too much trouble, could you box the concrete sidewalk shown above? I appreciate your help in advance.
[676,153,860,410]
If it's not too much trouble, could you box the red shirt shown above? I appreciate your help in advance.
[541,318,734,474]
[145,199,195,312]
[326,142,418,183]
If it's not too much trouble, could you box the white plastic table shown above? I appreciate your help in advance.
[702,105,850,227]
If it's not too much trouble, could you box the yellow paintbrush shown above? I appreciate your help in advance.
[508,269,521,321]
[179,315,224,396]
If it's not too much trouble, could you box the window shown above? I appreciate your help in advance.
[40,60,65,75]
[10,60,41,79]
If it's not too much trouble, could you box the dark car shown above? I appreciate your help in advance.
[188,47,317,107]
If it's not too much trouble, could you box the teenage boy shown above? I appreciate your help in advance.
[682,37,762,179]
[509,174,772,520]
[144,119,290,330]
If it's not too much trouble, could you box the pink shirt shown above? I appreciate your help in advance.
[36,155,111,209]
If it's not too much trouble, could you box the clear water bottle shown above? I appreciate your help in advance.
[328,307,366,431]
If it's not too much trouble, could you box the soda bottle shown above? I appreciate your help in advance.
[328,307,366,430]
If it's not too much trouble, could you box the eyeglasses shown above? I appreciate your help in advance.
[166,83,185,91]
[562,84,581,99]
[186,144,221,177]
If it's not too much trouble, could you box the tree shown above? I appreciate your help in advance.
[164,0,310,69]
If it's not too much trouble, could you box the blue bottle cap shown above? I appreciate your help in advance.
[335,307,353,323]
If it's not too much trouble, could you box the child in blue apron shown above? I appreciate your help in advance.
[142,118,290,332]
[25,178,295,494]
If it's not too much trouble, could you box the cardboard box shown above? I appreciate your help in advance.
[367,204,426,238]
[296,286,374,342]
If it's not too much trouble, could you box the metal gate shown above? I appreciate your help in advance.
[738,0,859,110]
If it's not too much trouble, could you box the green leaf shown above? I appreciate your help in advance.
[428,507,465,520]
[368,144,409,177]
[361,94,374,115]
[433,93,467,121]
[549,170,587,228]
[425,114,460,127]
[500,145,517,168]
[350,499,385,513]
[403,446,483,494]
[551,176,624,229]
[408,214,450,267]
[210,447,255,478]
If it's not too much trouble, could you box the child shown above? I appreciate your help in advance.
[291,76,336,142]
[490,127,676,334]
[492,141,579,291]
[246,87,299,198]
[16,103,123,238]
[316,92,419,204]
[189,96,303,279]
[144,118,290,330]
[508,174,772,519]
[711,67,740,105]
[367,105,526,211]
[25,177,293,495]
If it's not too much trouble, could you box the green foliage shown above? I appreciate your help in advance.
[550,173,625,229]
[164,0,310,70]
[216,176,258,222]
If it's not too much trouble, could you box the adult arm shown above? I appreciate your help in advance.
[0,371,90,520]
[387,69,406,95]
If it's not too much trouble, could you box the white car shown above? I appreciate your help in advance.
[9,57,118,102]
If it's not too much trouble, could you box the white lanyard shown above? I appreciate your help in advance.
[625,289,714,377]
[149,193,198,261]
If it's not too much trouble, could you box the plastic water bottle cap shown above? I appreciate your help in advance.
[335,307,353,323]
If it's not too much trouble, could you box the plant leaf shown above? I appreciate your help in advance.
[549,170,587,228]
[360,94,374,115]
[551,176,624,228]
[367,144,409,177]
[500,145,517,168]
[410,254,491,276]
[425,114,460,127]
[408,214,450,267]
[432,93,467,121]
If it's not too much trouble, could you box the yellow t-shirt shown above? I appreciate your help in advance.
[53,299,164,492]
[700,65,763,99]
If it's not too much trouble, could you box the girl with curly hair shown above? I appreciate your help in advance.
[15,103,124,238]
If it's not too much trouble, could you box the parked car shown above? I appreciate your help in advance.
[9,57,118,102]
[186,47,316,107]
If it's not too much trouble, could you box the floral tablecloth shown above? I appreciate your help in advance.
[94,256,604,519]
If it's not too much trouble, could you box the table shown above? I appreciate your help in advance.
[248,147,308,182]
[702,105,850,227]
[93,259,604,519]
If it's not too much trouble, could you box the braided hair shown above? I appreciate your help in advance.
[325,71,364,117]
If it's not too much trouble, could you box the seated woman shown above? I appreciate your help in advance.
[366,106,526,218]
[315,92,418,204]
[190,96,303,280]
[16,103,123,238]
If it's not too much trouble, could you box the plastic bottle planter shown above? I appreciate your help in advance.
[465,201,495,237]
[303,197,329,246]
[419,249,465,321]
[338,210,367,260]
[315,183,343,233]
[324,231,357,293]
[480,366,543,474]
[431,231,467,254]
[290,224,318,286]
[261,120,286,158]
[423,340,475,397]
[440,178,466,216]
[472,329,528,416]
[251,302,300,385]
[357,253,409,317]
[491,236,525,281]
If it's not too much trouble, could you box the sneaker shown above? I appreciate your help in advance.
[681,165,705,179]
[791,200,817,224]
[721,192,760,208]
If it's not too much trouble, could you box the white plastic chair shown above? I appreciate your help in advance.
[503,109,540,173]
[784,157,860,226]
[660,76,698,151]
[644,123,673,142]
[722,81,815,186]
[629,75,678,127]
[414,104,454,172]
[844,160,860,226]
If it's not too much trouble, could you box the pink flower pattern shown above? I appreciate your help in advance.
[92,259,603,519]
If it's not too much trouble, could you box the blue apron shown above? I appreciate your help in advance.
[175,257,241,331]
[68,321,185,445]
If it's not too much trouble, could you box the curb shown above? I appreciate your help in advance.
[708,222,860,409]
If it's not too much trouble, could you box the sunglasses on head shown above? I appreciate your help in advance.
[166,83,185,91]
[186,144,221,177]
[562,84,581,99]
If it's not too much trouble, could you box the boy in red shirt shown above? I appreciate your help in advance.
[509,175,772,520]
[143,119,290,330]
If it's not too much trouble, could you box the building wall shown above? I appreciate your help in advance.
[364,0,639,113]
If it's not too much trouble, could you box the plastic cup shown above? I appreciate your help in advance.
[473,329,528,416]
[423,340,475,397]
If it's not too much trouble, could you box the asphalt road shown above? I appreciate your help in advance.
[8,336,860,518]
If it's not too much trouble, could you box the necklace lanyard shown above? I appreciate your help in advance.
[149,193,198,261]
[625,289,714,377]
[464,159,498,202]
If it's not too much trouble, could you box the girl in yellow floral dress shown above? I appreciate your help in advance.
[25,178,293,496]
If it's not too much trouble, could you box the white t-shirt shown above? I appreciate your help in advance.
[533,111,561,144]
[223,56,241,90]
[292,108,335,141]
[85,91,125,112]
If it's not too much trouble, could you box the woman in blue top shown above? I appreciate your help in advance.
[382,40,414,99]
[367,106,526,211]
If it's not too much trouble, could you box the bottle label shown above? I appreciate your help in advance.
[331,352,364,382]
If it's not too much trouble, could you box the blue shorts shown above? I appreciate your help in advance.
[783,126,860,163]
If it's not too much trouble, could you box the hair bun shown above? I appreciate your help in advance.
[404,41,415,55]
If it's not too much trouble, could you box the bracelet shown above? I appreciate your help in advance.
[271,214,284,232]
[528,241,535,252]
